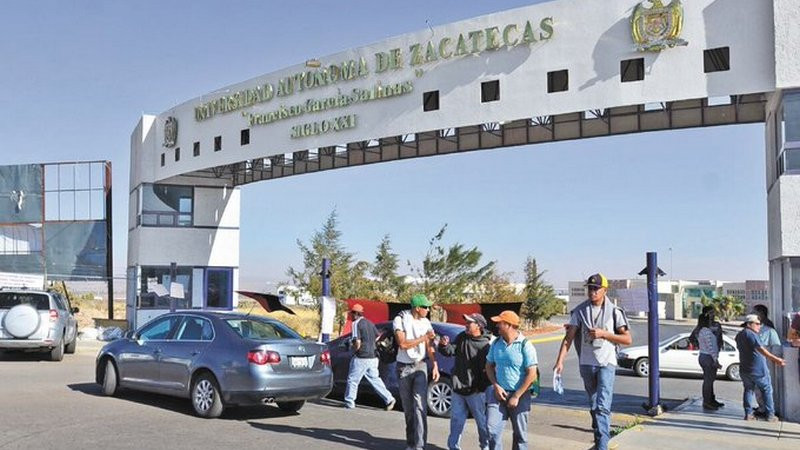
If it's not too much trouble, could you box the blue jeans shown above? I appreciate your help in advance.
[344,357,394,408]
[579,364,616,450]
[397,361,429,450]
[741,371,775,418]
[448,391,488,450]
[486,387,531,450]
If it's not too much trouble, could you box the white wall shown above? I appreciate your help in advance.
[193,186,240,228]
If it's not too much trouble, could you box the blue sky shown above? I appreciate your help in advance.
[0,1,767,289]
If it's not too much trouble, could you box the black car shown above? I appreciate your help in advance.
[328,321,463,417]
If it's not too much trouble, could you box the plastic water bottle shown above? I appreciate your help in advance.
[553,372,564,395]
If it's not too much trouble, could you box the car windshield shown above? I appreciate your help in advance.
[0,293,50,310]
[225,318,301,340]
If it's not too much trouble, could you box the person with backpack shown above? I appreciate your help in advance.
[553,273,631,450]
[393,293,439,450]
[343,303,396,411]
[438,313,492,450]
[485,310,538,450]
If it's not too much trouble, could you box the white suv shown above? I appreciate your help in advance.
[0,288,79,361]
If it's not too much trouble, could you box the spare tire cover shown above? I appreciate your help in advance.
[3,304,42,338]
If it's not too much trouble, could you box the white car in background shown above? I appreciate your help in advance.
[617,332,741,381]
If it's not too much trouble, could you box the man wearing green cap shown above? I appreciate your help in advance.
[394,293,440,450]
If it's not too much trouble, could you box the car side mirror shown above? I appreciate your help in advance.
[124,330,135,340]
[71,307,80,314]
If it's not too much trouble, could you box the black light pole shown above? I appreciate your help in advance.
[639,252,665,416]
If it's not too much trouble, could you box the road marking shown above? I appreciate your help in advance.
[528,334,565,344]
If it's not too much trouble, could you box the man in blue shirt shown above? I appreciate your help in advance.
[485,310,537,450]
[735,314,786,422]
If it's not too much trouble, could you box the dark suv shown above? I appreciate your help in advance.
[0,288,79,361]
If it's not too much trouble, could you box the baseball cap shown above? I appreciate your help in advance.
[350,303,364,313]
[410,293,433,308]
[585,273,609,289]
[741,313,761,327]
[490,310,520,327]
[463,313,487,329]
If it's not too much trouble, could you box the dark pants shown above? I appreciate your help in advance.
[397,361,428,450]
[698,354,718,405]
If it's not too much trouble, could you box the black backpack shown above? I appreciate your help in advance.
[375,330,398,363]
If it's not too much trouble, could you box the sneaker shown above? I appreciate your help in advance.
[712,400,725,408]
[344,404,355,409]
[764,415,779,423]
[744,414,756,421]
[385,398,396,411]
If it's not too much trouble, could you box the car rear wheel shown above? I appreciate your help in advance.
[65,334,77,354]
[277,400,305,413]
[427,376,453,418]
[101,359,119,396]
[634,357,649,377]
[192,373,224,418]
[49,339,65,362]
[726,363,741,382]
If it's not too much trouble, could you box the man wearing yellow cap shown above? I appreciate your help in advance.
[553,273,631,450]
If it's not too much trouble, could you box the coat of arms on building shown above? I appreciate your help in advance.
[631,0,688,52]
[163,116,178,148]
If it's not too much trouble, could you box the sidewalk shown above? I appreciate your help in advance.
[611,396,800,449]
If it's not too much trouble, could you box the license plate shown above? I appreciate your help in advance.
[290,356,310,369]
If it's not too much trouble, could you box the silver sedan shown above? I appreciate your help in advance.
[95,311,332,418]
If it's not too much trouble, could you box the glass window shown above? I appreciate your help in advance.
[91,163,105,189]
[138,316,181,341]
[722,342,735,352]
[670,338,690,350]
[44,165,59,192]
[176,316,214,341]
[139,184,193,228]
[52,294,66,311]
[0,293,50,310]
[0,225,43,255]
[45,192,60,220]
[224,318,301,340]
[547,70,569,93]
[59,191,75,221]
[74,164,91,190]
[139,266,192,309]
[206,268,232,309]
[90,190,105,220]
[75,190,90,220]
[784,92,800,144]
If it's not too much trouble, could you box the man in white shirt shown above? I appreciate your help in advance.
[394,293,440,450]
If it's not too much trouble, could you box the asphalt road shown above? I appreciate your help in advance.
[0,319,744,449]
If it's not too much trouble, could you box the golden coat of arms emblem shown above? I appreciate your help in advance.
[631,0,688,52]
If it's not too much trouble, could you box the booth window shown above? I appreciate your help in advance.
[138,265,192,309]
[704,47,730,73]
[547,70,569,93]
[621,58,645,82]
[241,129,250,146]
[193,141,200,157]
[214,136,222,152]
[138,184,193,227]
[481,80,500,103]
[423,90,439,111]
[206,268,233,309]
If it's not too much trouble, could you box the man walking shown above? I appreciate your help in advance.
[735,314,785,422]
[394,293,439,450]
[438,313,492,450]
[344,303,396,411]
[485,310,538,450]
[553,273,631,450]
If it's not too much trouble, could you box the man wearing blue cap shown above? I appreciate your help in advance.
[394,293,439,450]
[553,273,631,450]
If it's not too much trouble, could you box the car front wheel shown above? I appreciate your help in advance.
[101,359,119,396]
[634,357,649,377]
[192,373,224,418]
[726,363,741,382]
[427,376,453,418]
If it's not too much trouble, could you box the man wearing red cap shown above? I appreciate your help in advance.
[485,310,538,450]
[344,303,396,411]
[554,273,631,450]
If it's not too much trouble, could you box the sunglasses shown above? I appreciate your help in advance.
[417,305,430,310]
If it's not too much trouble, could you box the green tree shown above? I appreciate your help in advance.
[371,234,406,301]
[521,256,564,327]
[701,293,746,322]
[472,270,523,304]
[412,225,495,304]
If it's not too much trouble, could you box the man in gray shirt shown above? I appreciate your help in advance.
[554,273,631,450]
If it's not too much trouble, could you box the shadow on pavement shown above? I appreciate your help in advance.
[249,422,446,450]
[535,387,684,415]
[0,350,53,362]
[67,382,300,420]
